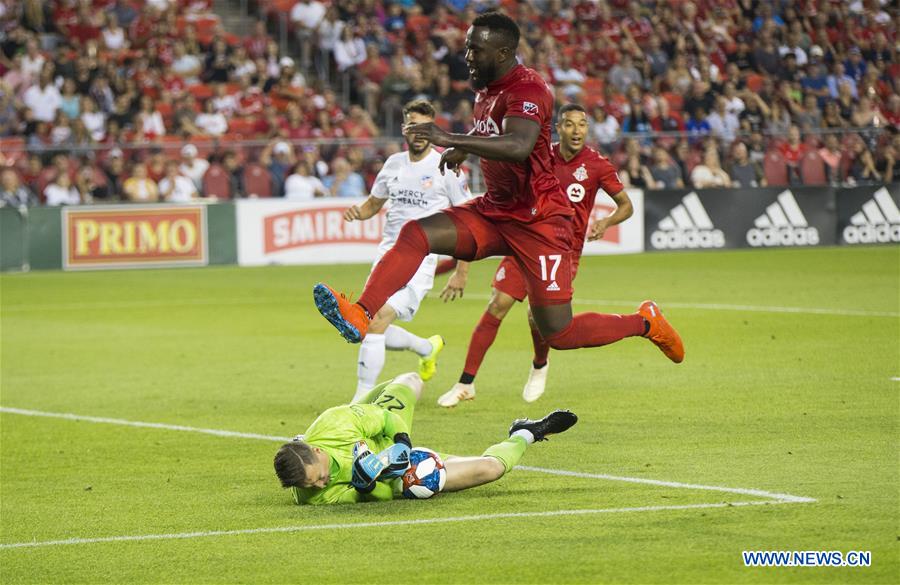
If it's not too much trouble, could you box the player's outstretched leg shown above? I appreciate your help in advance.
[637,301,685,363]
[534,302,684,363]
[315,215,460,343]
[509,409,578,442]
[442,408,578,492]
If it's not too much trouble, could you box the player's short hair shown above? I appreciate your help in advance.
[402,99,436,119]
[472,11,520,50]
[557,103,587,121]
[273,441,318,488]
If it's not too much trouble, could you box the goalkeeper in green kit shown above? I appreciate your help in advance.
[274,372,577,504]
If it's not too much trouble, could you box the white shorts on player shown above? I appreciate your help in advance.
[377,253,438,322]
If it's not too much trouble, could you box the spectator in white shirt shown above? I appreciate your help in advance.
[284,161,328,201]
[290,0,326,29]
[591,105,620,153]
[706,97,740,145]
[80,97,106,141]
[158,161,199,203]
[171,42,202,85]
[690,148,732,188]
[179,144,210,191]
[195,99,228,136]
[22,71,62,123]
[551,54,586,99]
[333,27,366,72]
[101,13,128,51]
[21,38,45,79]
[44,172,82,206]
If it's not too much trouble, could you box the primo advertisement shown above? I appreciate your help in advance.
[63,205,208,270]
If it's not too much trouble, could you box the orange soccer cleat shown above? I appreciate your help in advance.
[638,301,685,363]
[313,283,370,343]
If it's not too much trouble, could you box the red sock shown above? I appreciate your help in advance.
[545,312,645,350]
[357,221,429,316]
[530,322,550,367]
[462,312,503,378]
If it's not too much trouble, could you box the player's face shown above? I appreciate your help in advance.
[302,448,330,489]
[557,110,589,153]
[403,112,433,155]
[465,27,502,89]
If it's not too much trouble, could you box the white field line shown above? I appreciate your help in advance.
[0,501,784,550]
[0,406,816,507]
[891,377,900,382]
[2,295,897,318]
[448,293,900,319]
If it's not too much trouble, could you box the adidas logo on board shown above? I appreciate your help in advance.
[842,187,900,244]
[650,192,725,249]
[746,190,819,247]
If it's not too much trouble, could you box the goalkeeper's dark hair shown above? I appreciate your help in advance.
[558,103,587,121]
[274,441,318,488]
[402,99,436,119]
[472,11,520,50]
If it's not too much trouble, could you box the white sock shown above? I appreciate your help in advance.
[356,333,385,398]
[512,429,535,444]
[385,325,432,357]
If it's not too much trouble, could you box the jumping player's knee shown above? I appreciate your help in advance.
[530,303,574,340]
[392,372,424,399]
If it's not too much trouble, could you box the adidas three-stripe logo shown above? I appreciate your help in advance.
[746,190,820,247]
[650,192,725,249]
[843,187,900,244]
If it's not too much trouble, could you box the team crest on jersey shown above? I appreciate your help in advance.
[573,164,588,182]
[420,175,433,189]
[522,101,539,115]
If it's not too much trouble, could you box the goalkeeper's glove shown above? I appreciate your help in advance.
[378,441,411,480]
[351,441,384,494]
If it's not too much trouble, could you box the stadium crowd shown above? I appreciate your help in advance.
[0,0,897,207]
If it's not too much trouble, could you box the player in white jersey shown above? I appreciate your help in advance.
[344,100,472,401]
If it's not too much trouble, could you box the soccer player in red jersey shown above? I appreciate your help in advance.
[312,12,684,372]
[438,104,635,407]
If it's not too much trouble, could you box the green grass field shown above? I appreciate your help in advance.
[1,246,898,583]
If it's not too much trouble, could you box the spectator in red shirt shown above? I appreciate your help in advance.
[778,125,809,184]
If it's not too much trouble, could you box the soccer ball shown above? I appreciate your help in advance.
[401,448,446,499]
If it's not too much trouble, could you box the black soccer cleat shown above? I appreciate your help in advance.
[508,409,578,441]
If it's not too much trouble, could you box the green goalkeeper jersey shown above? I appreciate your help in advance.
[291,392,412,505]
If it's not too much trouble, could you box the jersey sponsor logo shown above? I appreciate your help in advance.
[567,182,586,203]
[746,190,819,247]
[522,101,539,115]
[473,117,501,136]
[842,187,900,244]
[573,164,588,182]
[650,192,725,249]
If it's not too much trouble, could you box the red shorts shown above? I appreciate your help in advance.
[493,255,582,302]
[443,203,574,306]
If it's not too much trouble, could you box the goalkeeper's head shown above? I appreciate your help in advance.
[274,441,331,489]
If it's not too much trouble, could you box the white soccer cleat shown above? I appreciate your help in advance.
[522,359,549,403]
[437,382,476,408]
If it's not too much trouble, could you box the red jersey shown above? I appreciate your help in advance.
[471,64,571,223]
[552,143,624,253]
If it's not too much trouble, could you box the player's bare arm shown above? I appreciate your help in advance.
[589,190,633,241]
[344,195,387,222]
[404,116,541,164]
